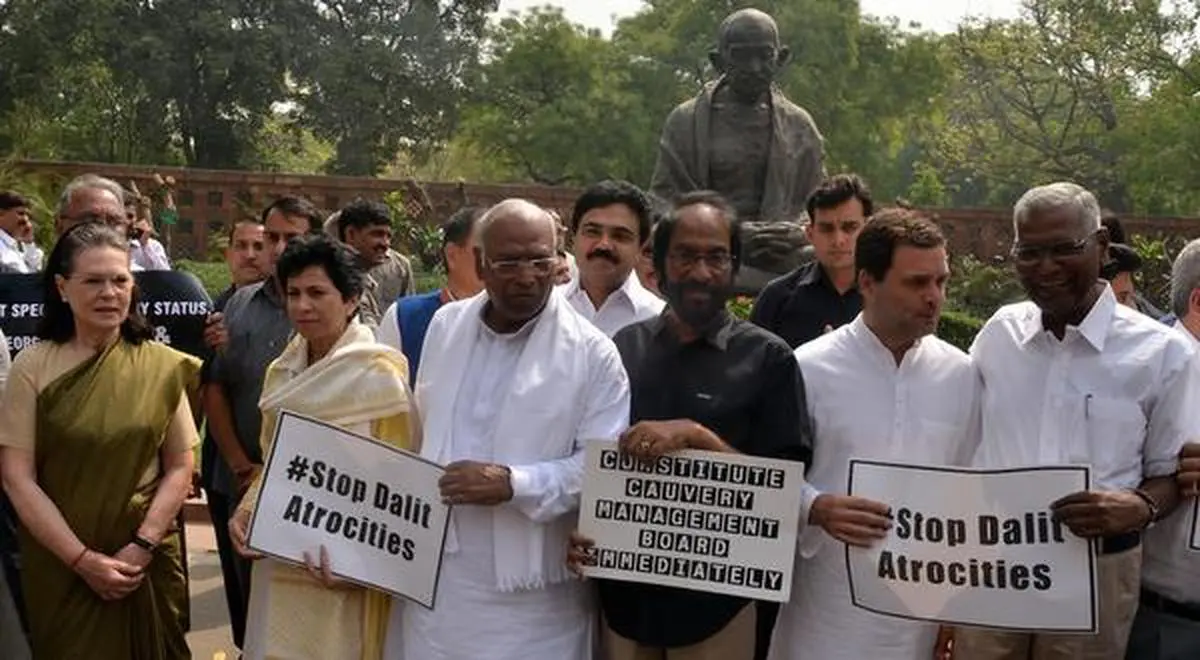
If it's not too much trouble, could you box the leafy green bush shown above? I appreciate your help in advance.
[946,256,1024,320]
[937,310,984,351]
[176,260,231,297]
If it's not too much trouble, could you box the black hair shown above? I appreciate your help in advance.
[1101,211,1126,245]
[570,180,654,244]
[855,208,946,282]
[652,191,741,278]
[0,191,29,211]
[228,218,264,240]
[336,198,392,240]
[1102,243,1143,280]
[38,223,154,344]
[276,233,365,302]
[260,195,323,232]
[806,174,874,221]
[441,206,485,249]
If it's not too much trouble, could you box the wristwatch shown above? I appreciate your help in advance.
[131,534,158,552]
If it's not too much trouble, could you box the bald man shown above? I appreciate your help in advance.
[389,199,631,660]
[651,8,825,292]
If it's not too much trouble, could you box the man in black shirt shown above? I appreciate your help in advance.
[750,174,872,348]
[574,191,811,659]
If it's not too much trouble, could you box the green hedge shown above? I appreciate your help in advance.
[936,309,984,351]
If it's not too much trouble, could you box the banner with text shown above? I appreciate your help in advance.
[577,442,804,602]
[0,272,212,359]
[247,411,450,608]
[847,460,1097,633]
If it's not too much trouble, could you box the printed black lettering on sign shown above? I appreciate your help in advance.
[0,272,212,359]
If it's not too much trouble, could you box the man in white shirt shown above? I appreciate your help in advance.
[0,192,35,274]
[769,208,980,660]
[391,199,630,659]
[1124,238,1200,659]
[559,180,664,337]
[957,182,1200,660]
[129,211,171,271]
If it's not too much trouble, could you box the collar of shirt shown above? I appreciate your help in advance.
[0,228,18,250]
[475,297,540,341]
[796,260,855,295]
[1017,282,1115,351]
[564,271,650,312]
[846,314,925,370]
[648,307,735,351]
[254,277,284,308]
[1173,319,1199,345]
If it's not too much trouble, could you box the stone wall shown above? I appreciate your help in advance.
[15,159,1200,260]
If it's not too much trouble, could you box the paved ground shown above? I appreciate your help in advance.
[185,519,238,660]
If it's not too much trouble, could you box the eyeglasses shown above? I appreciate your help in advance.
[667,251,733,271]
[486,256,558,277]
[1010,232,1098,265]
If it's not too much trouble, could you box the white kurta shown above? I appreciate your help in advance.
[390,313,629,660]
[769,316,981,660]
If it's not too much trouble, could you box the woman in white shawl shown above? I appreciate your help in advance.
[230,234,417,660]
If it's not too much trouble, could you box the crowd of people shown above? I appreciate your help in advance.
[0,171,1197,660]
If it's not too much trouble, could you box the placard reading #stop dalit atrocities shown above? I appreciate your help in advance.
[247,411,450,608]
[577,442,804,602]
[0,272,211,359]
[846,460,1098,633]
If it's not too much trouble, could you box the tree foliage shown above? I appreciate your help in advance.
[1,0,1198,217]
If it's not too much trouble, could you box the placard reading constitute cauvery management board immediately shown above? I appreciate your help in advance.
[847,460,1098,633]
[0,272,212,359]
[247,411,451,608]
[577,442,804,603]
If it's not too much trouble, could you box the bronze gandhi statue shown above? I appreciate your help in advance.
[650,8,825,293]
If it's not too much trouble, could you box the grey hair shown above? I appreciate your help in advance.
[476,199,557,260]
[56,174,126,217]
[1012,182,1101,237]
[1170,238,1200,318]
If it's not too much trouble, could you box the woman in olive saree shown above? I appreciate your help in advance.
[230,234,417,660]
[0,222,198,659]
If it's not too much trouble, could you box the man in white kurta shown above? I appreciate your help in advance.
[390,200,631,660]
[770,209,980,660]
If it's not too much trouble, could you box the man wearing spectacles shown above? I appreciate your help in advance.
[570,191,810,660]
[956,182,1200,660]
[394,199,631,660]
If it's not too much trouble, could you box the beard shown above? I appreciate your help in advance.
[662,278,732,329]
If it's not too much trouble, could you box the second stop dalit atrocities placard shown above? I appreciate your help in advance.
[846,460,1098,633]
[577,441,804,602]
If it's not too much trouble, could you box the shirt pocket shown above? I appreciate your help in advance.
[1083,396,1146,482]
[913,418,970,465]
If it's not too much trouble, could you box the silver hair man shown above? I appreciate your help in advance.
[1012,182,1102,237]
[56,174,125,218]
[1171,238,1200,320]
[475,199,557,261]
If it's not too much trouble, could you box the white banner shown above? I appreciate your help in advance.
[577,442,804,602]
[846,460,1098,633]
[247,411,450,608]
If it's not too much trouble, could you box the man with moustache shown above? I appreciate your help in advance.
[768,209,980,660]
[570,191,810,659]
[390,199,630,659]
[334,199,414,327]
[751,174,871,348]
[1124,238,1200,659]
[377,206,487,385]
[204,196,319,654]
[957,182,1200,660]
[560,180,664,336]
[0,191,40,274]
[197,218,267,652]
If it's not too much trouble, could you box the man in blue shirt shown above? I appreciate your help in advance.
[377,206,486,384]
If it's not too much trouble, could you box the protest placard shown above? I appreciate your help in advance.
[846,460,1097,633]
[247,410,450,608]
[0,271,212,359]
[577,442,804,602]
